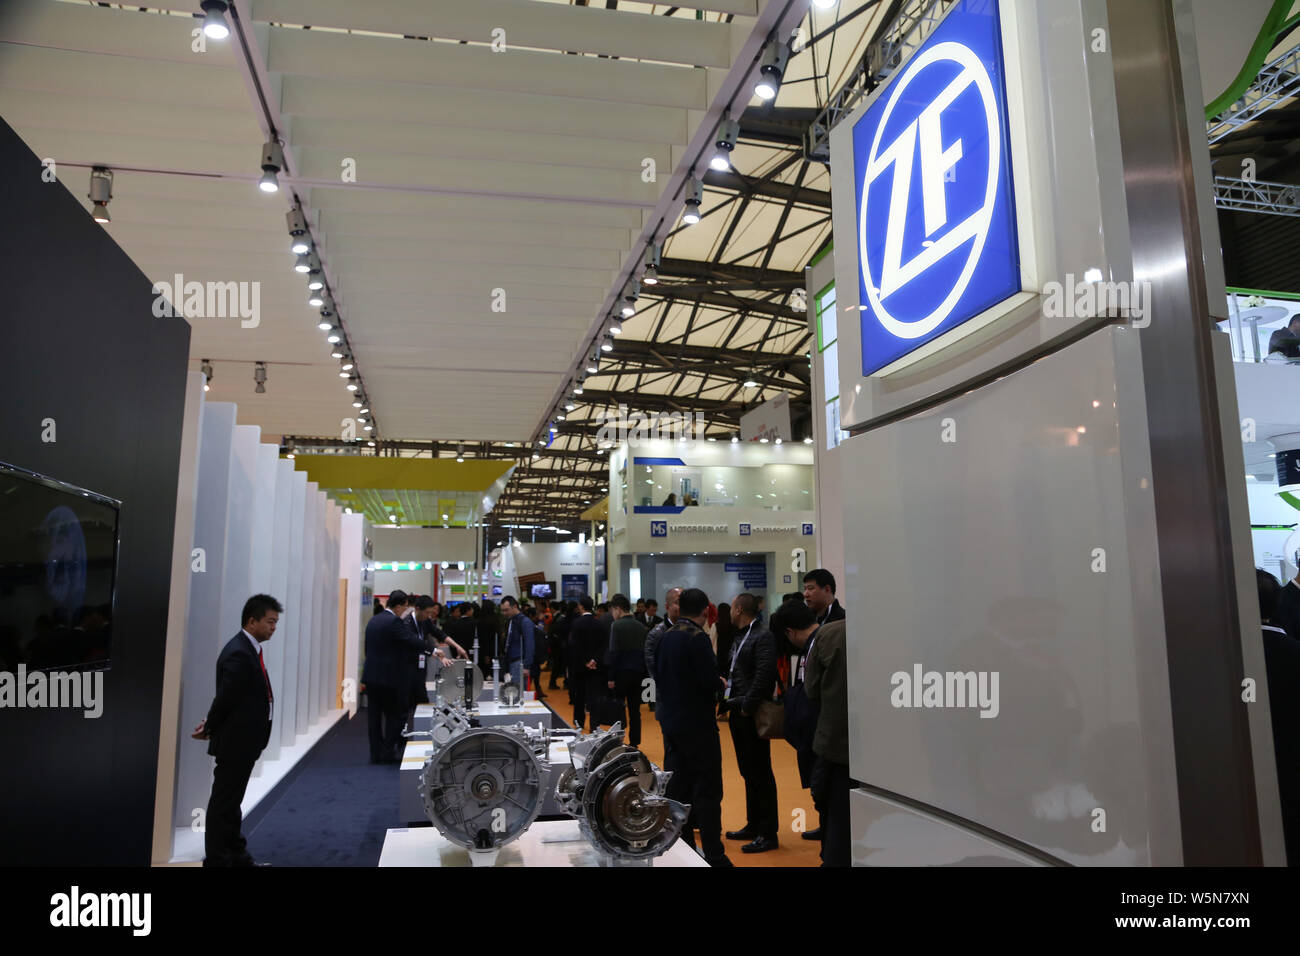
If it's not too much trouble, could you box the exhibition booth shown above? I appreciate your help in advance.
[605,438,817,609]
[152,372,366,864]
[492,539,605,603]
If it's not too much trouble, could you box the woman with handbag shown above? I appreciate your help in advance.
[722,593,780,854]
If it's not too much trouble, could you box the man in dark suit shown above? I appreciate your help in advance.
[723,592,779,853]
[191,593,283,867]
[361,590,430,764]
[803,568,846,626]
[770,598,824,842]
[569,595,606,730]
[654,587,731,866]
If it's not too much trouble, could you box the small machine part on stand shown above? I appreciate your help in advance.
[491,658,501,703]
[432,658,481,707]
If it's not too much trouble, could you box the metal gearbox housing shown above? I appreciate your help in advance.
[417,726,544,852]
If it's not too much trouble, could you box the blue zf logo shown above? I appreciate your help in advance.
[854,0,1019,375]
[802,523,814,536]
[650,521,667,538]
[738,523,751,536]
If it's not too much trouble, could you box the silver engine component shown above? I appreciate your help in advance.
[417,724,546,863]
[424,702,474,747]
[431,658,482,707]
[409,706,686,866]
[558,723,689,865]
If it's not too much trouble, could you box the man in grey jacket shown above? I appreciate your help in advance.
[723,593,778,854]
[805,617,849,866]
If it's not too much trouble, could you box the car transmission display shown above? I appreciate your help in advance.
[556,725,688,865]
[416,721,545,866]
[407,699,688,866]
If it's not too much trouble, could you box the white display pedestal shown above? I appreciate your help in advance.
[377,819,709,868]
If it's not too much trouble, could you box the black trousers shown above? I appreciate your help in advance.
[204,754,257,866]
[796,746,823,830]
[811,756,852,866]
[610,669,647,746]
[728,709,779,838]
[366,683,405,762]
[547,641,565,687]
[663,728,726,864]
[571,667,587,729]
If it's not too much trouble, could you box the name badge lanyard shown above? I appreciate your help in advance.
[726,622,754,697]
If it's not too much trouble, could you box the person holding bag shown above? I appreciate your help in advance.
[723,592,779,854]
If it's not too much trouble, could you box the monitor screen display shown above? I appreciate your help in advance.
[0,462,120,672]
[530,582,554,599]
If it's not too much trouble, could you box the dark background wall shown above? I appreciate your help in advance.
[0,118,190,864]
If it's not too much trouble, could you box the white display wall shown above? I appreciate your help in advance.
[156,384,353,863]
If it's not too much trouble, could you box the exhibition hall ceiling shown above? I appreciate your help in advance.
[0,0,772,442]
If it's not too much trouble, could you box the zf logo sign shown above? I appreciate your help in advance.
[802,523,814,536]
[738,523,751,536]
[650,521,667,538]
[853,0,1020,375]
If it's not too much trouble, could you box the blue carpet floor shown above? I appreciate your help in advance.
[243,711,406,867]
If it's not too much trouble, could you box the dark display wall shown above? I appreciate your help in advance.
[0,118,191,864]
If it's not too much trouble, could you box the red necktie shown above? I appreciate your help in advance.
[258,649,272,702]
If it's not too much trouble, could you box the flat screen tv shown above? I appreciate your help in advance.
[0,462,120,672]
[530,582,554,599]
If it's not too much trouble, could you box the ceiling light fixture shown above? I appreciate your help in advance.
[620,278,639,318]
[642,244,660,285]
[755,39,791,101]
[88,167,113,223]
[200,358,213,391]
[253,361,267,394]
[200,0,230,40]
[286,206,310,254]
[710,116,740,170]
[258,140,284,193]
[681,176,703,224]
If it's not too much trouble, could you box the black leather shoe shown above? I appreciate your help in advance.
[741,835,779,854]
[725,827,757,841]
[801,827,823,841]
